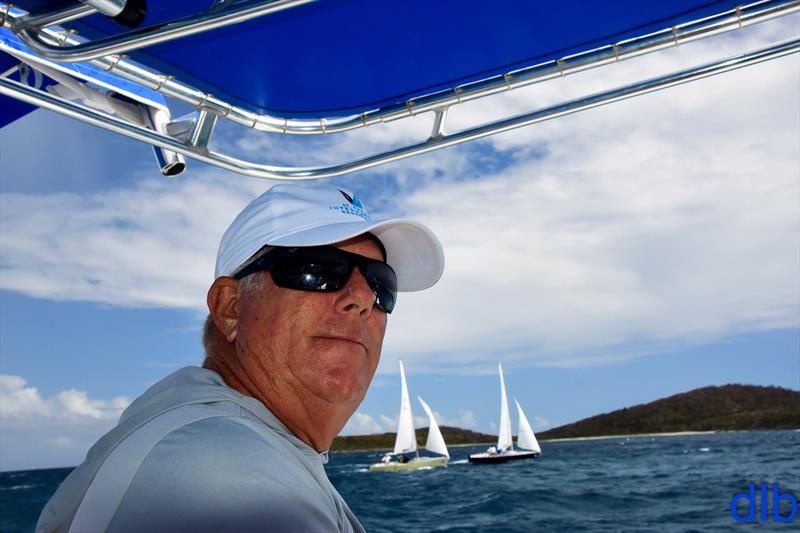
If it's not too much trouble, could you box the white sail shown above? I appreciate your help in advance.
[497,362,513,451]
[417,396,450,458]
[515,398,541,453]
[393,360,417,455]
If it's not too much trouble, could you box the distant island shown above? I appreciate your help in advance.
[537,384,800,440]
[331,384,800,452]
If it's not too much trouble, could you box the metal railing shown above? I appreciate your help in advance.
[3,37,797,179]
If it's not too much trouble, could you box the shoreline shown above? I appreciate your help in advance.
[539,430,718,443]
[331,429,799,453]
[440,430,719,447]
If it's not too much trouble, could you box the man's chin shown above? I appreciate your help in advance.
[311,369,370,406]
[304,346,376,403]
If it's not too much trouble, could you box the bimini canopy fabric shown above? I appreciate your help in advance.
[7,0,750,118]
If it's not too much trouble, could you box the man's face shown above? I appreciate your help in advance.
[235,234,388,409]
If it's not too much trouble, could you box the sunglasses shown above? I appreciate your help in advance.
[233,246,397,313]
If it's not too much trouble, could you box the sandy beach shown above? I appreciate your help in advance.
[540,430,718,443]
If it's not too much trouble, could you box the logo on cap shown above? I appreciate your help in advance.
[330,189,371,221]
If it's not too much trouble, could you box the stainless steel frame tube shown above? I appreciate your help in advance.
[2,38,796,179]
[78,1,127,17]
[9,0,314,62]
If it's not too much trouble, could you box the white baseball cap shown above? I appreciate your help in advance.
[215,183,444,291]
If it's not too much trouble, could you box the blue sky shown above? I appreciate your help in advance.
[1,17,799,471]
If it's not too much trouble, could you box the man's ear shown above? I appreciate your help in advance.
[207,277,241,343]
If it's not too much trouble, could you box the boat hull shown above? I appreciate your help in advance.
[368,456,448,472]
[468,450,540,464]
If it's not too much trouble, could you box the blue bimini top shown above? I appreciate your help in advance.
[9,0,748,118]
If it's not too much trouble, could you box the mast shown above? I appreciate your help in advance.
[497,362,513,451]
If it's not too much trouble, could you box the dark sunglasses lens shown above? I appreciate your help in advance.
[267,247,397,313]
[273,248,350,291]
[364,262,397,313]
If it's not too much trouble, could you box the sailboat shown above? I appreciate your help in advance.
[469,363,541,464]
[369,360,449,472]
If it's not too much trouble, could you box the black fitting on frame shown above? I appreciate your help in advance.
[113,0,147,28]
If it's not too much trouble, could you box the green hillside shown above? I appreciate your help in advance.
[537,384,800,439]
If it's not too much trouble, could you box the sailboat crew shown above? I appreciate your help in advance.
[37,183,444,533]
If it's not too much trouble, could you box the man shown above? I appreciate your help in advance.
[37,183,444,532]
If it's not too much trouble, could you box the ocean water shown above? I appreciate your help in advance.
[2,430,798,532]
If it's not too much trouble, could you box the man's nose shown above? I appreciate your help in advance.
[335,267,377,317]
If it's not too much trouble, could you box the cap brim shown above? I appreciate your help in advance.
[267,219,444,292]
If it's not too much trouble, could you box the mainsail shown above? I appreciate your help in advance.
[393,360,417,455]
[417,396,449,458]
[497,362,514,451]
[515,398,541,453]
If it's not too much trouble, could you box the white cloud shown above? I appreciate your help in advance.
[56,389,128,419]
[377,23,800,371]
[0,172,267,309]
[0,18,797,375]
[532,416,552,432]
[375,414,394,430]
[340,411,385,435]
[412,414,428,428]
[456,410,479,430]
[418,408,480,430]
[0,375,129,470]
[342,406,479,437]
[0,375,50,418]
[380,73,800,367]
[375,413,432,432]
[1,374,128,422]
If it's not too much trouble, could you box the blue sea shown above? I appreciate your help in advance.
[2,430,798,532]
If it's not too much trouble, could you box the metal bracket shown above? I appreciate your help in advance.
[188,109,218,152]
[429,108,448,141]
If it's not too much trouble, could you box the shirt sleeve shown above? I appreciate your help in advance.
[107,417,340,533]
